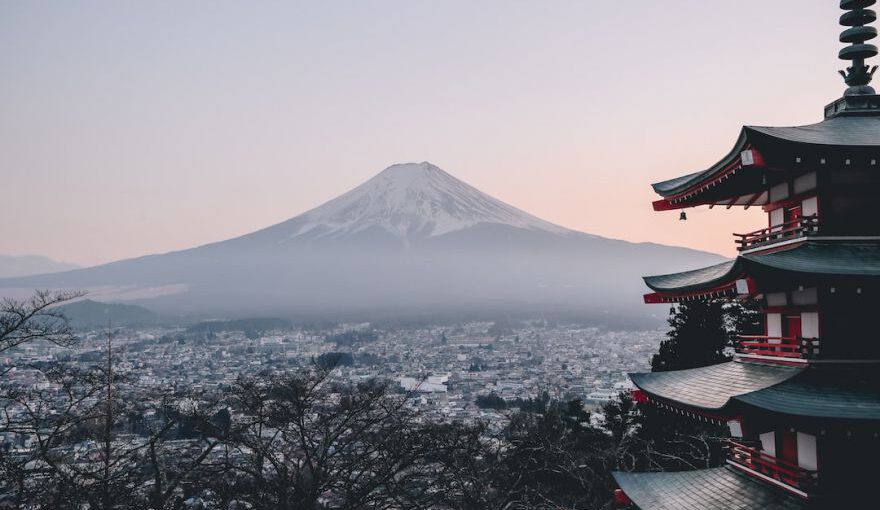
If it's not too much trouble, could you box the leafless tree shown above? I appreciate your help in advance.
[202,368,480,510]
[0,291,644,509]
[0,289,83,353]
[0,311,225,510]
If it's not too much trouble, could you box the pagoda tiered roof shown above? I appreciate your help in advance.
[622,3,880,508]
[612,467,806,510]
[747,114,880,146]
[736,366,880,421]
[630,361,802,412]
[643,241,880,303]
[632,363,880,422]
[746,241,880,275]
[643,260,738,295]
[651,98,880,211]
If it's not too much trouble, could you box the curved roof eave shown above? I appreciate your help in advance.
[630,361,803,411]
[643,259,739,293]
[746,115,880,147]
[613,467,807,510]
[651,115,880,199]
[743,241,880,276]
[651,129,749,197]
[643,241,880,296]
[733,366,880,420]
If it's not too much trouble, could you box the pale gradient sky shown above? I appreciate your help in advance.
[0,1,848,266]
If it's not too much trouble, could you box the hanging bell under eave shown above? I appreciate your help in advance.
[679,211,687,221]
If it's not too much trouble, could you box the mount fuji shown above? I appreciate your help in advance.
[0,162,724,324]
[268,162,572,241]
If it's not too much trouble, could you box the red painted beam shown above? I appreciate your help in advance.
[651,148,766,211]
[642,282,740,304]
[614,489,633,507]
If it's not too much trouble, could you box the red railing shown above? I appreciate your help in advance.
[734,215,819,251]
[727,440,817,493]
[737,335,820,360]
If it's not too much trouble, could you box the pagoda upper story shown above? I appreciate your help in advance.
[613,3,880,509]
[651,2,880,261]
[637,1,880,367]
[651,99,880,250]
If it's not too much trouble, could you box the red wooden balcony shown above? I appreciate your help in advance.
[727,440,817,495]
[736,336,820,360]
[734,214,819,251]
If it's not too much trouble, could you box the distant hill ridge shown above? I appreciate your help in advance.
[56,299,157,328]
[0,254,80,278]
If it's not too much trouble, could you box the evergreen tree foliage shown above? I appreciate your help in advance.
[726,298,764,338]
[611,298,764,477]
[651,299,763,373]
[650,300,730,372]
[604,303,738,473]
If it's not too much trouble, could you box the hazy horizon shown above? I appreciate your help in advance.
[1,1,846,266]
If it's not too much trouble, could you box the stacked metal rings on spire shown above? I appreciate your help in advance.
[840,0,878,61]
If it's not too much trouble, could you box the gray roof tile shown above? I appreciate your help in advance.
[643,260,738,293]
[734,366,880,420]
[613,467,806,510]
[652,114,880,197]
[744,241,880,276]
[643,241,880,295]
[630,361,802,410]
[747,115,880,147]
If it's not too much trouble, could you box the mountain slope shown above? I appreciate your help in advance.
[0,162,726,323]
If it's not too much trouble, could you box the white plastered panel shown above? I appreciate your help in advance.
[767,313,782,338]
[770,208,785,227]
[794,172,817,195]
[802,312,819,338]
[770,183,790,202]
[797,432,818,470]
[766,292,787,307]
[802,196,818,217]
[760,431,777,457]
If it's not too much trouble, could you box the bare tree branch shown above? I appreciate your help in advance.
[0,289,85,352]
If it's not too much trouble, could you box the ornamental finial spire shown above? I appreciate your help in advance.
[839,0,879,95]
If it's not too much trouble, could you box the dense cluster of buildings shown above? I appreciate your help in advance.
[1,321,657,432]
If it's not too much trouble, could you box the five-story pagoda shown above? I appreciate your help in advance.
[612,2,880,508]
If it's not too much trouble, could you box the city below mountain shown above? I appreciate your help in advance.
[0,162,724,325]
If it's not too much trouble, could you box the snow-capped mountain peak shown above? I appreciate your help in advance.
[282,162,573,240]
[0,161,727,321]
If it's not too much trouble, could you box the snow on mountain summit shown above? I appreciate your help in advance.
[282,162,574,240]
